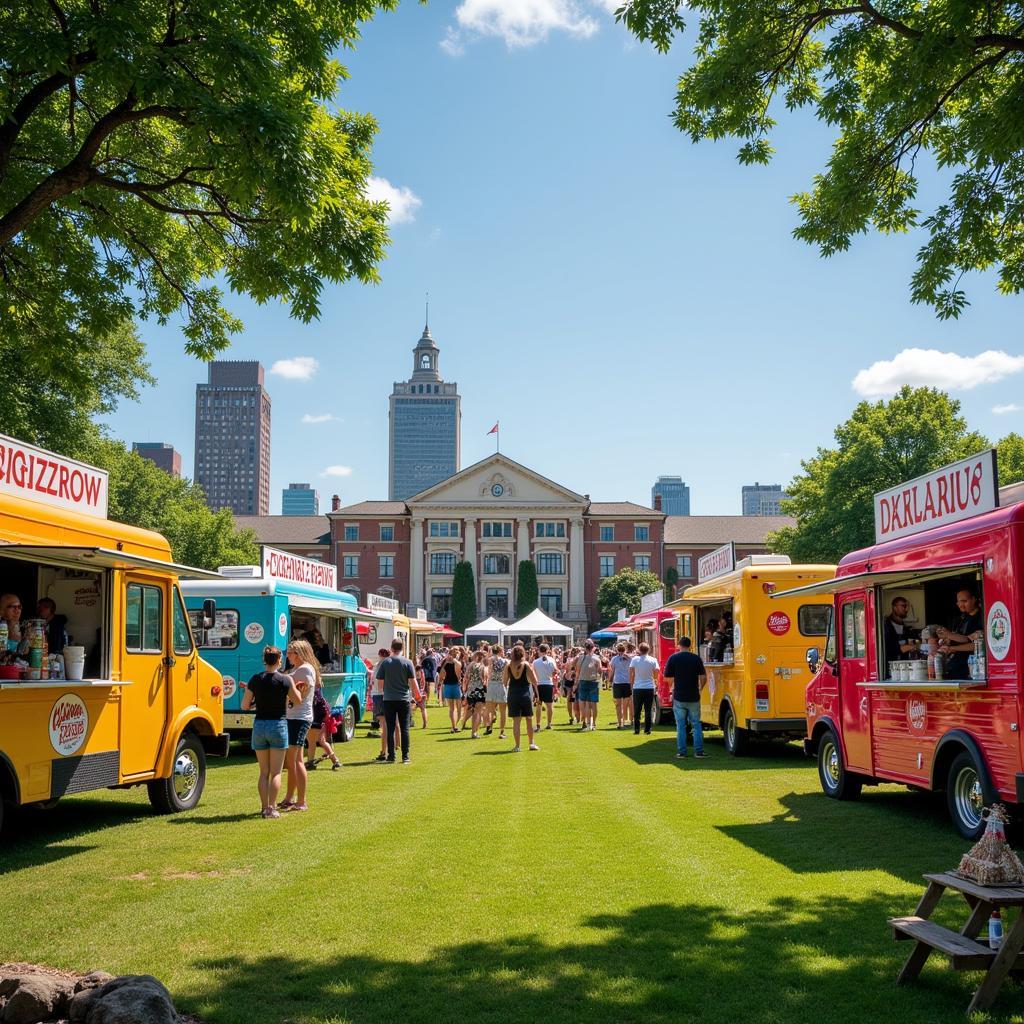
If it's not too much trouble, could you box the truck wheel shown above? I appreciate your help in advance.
[947,750,986,840]
[338,702,357,743]
[818,728,862,800]
[147,733,206,814]
[722,705,748,756]
[650,698,662,727]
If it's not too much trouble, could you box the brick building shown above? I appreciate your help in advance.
[233,515,332,563]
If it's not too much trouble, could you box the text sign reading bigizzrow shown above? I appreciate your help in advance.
[0,434,108,518]
[698,542,735,582]
[262,546,337,591]
[873,450,999,544]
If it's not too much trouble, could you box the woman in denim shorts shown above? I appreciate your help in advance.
[280,639,318,813]
[242,646,302,818]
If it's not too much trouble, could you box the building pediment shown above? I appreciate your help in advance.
[407,454,586,508]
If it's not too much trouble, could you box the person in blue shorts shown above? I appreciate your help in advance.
[574,639,603,732]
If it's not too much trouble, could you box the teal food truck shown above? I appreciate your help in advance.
[181,547,378,741]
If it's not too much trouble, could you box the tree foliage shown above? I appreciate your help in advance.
[515,559,539,617]
[596,568,663,626]
[997,432,1024,486]
[451,561,478,636]
[767,387,989,563]
[664,564,679,599]
[87,438,259,570]
[1,1,393,361]
[618,0,1024,316]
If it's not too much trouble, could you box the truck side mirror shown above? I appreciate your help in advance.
[806,647,820,671]
[202,598,217,628]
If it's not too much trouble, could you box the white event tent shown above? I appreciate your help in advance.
[498,608,574,644]
[463,615,504,640]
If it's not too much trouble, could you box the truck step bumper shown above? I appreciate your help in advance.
[200,733,231,758]
[746,717,807,734]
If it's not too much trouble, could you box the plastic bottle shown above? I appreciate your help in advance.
[990,910,1003,950]
[0,620,7,650]
[724,645,734,666]
[974,636,986,680]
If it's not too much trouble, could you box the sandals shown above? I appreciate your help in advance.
[261,808,281,819]
[277,799,296,810]
[287,803,309,812]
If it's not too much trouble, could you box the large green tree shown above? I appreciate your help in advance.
[997,432,1024,486]
[768,386,989,563]
[1,0,393,360]
[450,561,478,637]
[619,1,1024,317]
[515,559,539,617]
[596,568,663,626]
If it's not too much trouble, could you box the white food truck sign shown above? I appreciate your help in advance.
[640,589,664,614]
[698,542,735,582]
[873,450,999,544]
[262,546,337,591]
[367,592,400,614]
[0,434,108,518]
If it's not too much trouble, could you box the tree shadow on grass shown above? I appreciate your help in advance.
[182,897,991,1024]
[617,735,806,771]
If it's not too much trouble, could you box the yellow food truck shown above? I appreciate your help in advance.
[0,435,228,834]
[670,547,835,755]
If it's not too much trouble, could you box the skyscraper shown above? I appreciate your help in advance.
[651,476,691,516]
[132,442,182,478]
[742,482,791,516]
[388,318,461,500]
[194,361,271,515]
[282,483,319,515]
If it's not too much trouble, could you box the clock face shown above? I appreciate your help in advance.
[491,483,504,497]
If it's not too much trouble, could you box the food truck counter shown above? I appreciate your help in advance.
[0,679,127,690]
[858,679,986,692]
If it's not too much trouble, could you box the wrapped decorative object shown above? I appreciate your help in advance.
[957,805,1024,885]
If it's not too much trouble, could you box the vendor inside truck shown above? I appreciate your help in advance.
[936,587,984,678]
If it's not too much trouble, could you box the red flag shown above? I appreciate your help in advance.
[487,422,499,435]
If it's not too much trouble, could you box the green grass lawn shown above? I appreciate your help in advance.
[2,713,1022,1023]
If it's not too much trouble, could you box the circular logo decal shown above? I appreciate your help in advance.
[244,622,265,644]
[766,612,791,636]
[278,613,288,638]
[907,698,927,731]
[49,693,88,756]
[988,601,1012,662]
[221,675,236,699]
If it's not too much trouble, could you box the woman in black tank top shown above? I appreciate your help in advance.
[440,652,464,732]
[503,644,539,752]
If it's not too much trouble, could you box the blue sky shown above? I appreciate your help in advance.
[104,0,1024,514]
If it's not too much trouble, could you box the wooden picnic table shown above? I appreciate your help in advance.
[891,872,1024,1015]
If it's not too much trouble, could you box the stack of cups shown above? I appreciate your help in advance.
[64,646,86,681]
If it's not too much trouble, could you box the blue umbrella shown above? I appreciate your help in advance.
[590,630,618,639]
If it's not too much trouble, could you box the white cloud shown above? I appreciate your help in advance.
[851,348,1024,398]
[270,356,318,381]
[301,413,339,424]
[994,404,1022,415]
[365,176,422,225]
[320,465,353,478]
[443,0,603,51]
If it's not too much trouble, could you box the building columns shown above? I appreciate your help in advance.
[410,518,424,606]
[569,516,585,617]
[463,517,478,610]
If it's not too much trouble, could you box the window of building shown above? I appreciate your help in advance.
[344,524,359,542]
[483,554,510,574]
[125,583,162,653]
[599,555,615,578]
[379,555,394,578]
[534,522,566,538]
[430,588,452,620]
[540,588,563,618]
[599,525,614,542]
[677,555,693,578]
[536,553,564,575]
[634,524,649,542]
[379,525,394,542]
[430,552,456,575]
[481,521,512,538]
[634,554,651,573]
[343,555,359,578]
[429,521,460,538]
[485,588,509,619]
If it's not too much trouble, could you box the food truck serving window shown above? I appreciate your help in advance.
[798,605,831,637]
[126,583,162,653]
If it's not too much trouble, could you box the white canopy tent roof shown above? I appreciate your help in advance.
[463,615,505,638]
[498,608,574,643]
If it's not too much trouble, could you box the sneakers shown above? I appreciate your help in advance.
[402,756,411,764]
[695,751,708,759]
[529,743,539,751]
[374,753,387,762]
[512,745,521,752]
[499,732,506,740]
[676,752,687,759]
[385,756,396,763]
[545,724,552,731]
[331,761,342,771]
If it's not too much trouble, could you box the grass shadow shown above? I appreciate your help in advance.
[617,735,806,770]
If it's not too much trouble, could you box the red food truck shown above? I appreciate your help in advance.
[794,451,1024,837]
[614,605,677,724]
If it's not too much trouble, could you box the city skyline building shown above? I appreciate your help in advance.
[194,360,272,515]
[282,482,319,516]
[132,442,181,478]
[388,317,461,501]
[651,476,691,516]
[742,482,791,516]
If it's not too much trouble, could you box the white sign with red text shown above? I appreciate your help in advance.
[262,546,337,591]
[0,434,108,519]
[49,693,88,756]
[698,542,735,583]
[874,451,999,544]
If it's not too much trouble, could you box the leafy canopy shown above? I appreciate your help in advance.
[596,568,663,626]
[1,0,394,359]
[451,561,478,637]
[515,559,539,618]
[618,0,1024,317]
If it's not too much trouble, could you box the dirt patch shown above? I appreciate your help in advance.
[120,866,251,881]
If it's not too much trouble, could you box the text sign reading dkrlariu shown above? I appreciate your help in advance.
[262,546,337,591]
[0,434,108,518]
[874,450,999,544]
[698,542,735,583]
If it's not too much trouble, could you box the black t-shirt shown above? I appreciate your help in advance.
[247,670,292,719]
[664,651,706,703]
[947,608,983,678]
[883,617,918,663]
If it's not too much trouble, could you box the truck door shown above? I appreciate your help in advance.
[837,592,873,773]
[169,587,200,709]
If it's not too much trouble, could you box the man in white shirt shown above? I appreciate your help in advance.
[629,642,660,736]
[532,643,559,731]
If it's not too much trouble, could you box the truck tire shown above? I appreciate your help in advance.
[817,727,862,800]
[147,733,206,814]
[946,750,986,840]
[650,698,662,727]
[722,704,749,756]
[338,701,357,743]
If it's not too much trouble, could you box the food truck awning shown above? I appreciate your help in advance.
[771,563,983,600]
[0,544,224,579]
[287,594,349,616]
[679,592,733,607]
